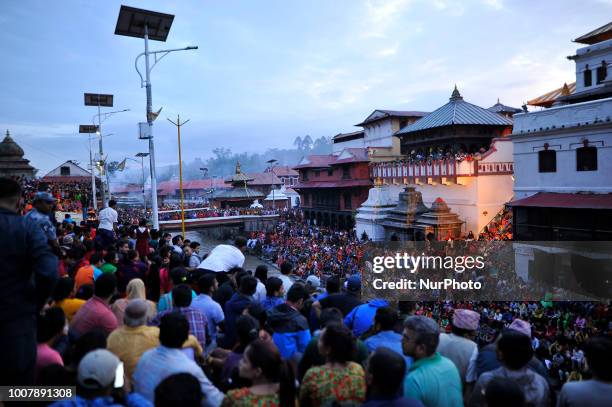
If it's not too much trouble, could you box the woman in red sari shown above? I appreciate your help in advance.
[135,219,150,260]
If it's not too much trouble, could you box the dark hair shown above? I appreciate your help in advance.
[94,273,116,298]
[585,337,612,381]
[72,330,107,366]
[367,347,406,396]
[189,241,200,250]
[280,261,292,276]
[320,307,343,328]
[172,284,193,308]
[234,236,247,249]
[255,265,268,282]
[498,330,534,369]
[484,378,526,407]
[326,275,340,294]
[321,322,355,363]
[286,283,308,304]
[104,251,117,264]
[228,266,243,275]
[170,267,189,285]
[37,307,66,343]
[265,277,283,297]
[52,277,74,301]
[127,249,139,261]
[236,315,259,351]
[150,229,160,240]
[159,313,189,348]
[89,252,103,265]
[139,219,147,227]
[235,270,249,288]
[246,302,267,328]
[0,177,21,200]
[155,373,202,407]
[239,276,258,296]
[172,235,183,245]
[375,307,398,331]
[76,284,94,300]
[197,274,217,294]
[108,199,117,207]
[244,340,296,407]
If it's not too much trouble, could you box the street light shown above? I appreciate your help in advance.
[84,92,129,207]
[136,152,150,212]
[167,115,190,238]
[79,125,100,210]
[115,5,198,230]
[267,159,278,210]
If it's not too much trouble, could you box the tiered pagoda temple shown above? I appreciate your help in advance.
[211,162,264,208]
[0,130,36,179]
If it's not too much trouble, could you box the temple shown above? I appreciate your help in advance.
[211,162,264,208]
[0,130,36,179]
[359,86,519,240]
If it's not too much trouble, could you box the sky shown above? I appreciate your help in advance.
[1,0,611,177]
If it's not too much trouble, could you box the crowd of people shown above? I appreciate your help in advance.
[1,175,611,407]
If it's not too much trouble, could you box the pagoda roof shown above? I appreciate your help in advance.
[574,21,612,45]
[487,99,522,114]
[396,86,513,135]
[294,148,369,169]
[211,187,264,200]
[527,82,576,108]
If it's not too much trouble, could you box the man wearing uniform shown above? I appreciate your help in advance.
[0,178,58,385]
[24,191,60,253]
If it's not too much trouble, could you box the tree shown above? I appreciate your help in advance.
[293,135,303,151]
[302,134,313,151]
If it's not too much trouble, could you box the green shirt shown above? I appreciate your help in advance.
[100,263,117,274]
[404,352,463,407]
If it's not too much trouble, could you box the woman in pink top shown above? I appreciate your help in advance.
[36,307,66,380]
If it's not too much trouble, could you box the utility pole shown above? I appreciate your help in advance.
[167,115,190,238]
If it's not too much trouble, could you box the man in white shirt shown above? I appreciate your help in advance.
[197,237,246,284]
[96,200,118,250]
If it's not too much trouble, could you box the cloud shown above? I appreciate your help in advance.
[482,0,504,9]
[361,0,413,39]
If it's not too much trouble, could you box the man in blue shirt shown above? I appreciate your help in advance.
[192,274,224,352]
[133,313,223,406]
[267,283,311,361]
[25,191,60,253]
[365,306,412,369]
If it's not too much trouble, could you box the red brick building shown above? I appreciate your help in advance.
[293,148,372,229]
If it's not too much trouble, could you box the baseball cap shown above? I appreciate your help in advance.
[78,349,120,389]
[346,275,361,292]
[34,191,56,203]
[306,275,321,289]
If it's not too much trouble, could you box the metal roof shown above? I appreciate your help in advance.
[333,130,365,140]
[527,82,576,108]
[509,192,612,210]
[396,87,513,135]
[356,109,429,126]
[574,21,612,44]
[487,99,522,114]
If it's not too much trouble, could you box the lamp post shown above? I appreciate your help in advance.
[167,115,190,238]
[84,92,129,207]
[115,5,198,230]
[78,125,100,210]
[200,167,209,205]
[135,152,150,213]
[267,159,278,210]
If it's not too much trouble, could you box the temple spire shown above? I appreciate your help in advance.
[450,84,463,101]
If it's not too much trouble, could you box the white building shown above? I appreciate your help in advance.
[509,22,612,297]
[332,110,428,154]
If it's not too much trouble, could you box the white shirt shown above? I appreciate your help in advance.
[278,274,293,297]
[98,207,118,231]
[198,244,245,272]
[254,279,267,302]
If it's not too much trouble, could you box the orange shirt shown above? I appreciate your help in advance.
[74,265,94,293]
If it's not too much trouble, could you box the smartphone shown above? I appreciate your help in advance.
[114,362,124,388]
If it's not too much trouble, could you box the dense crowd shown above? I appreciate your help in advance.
[1,176,611,407]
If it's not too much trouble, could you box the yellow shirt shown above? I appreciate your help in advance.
[54,298,86,322]
[107,325,204,381]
